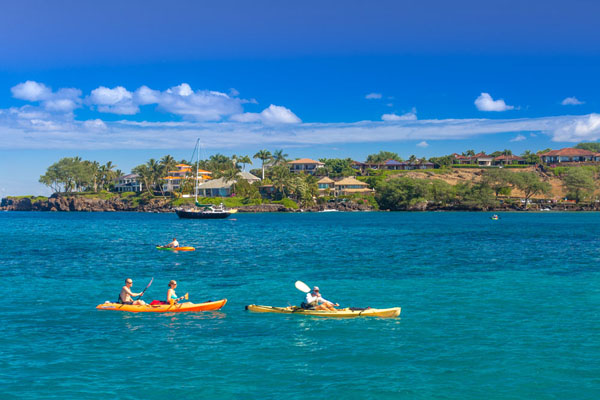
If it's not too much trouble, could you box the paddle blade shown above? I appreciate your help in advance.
[295,281,311,293]
[144,277,154,290]
[184,293,189,300]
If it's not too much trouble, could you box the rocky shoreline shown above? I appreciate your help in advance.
[0,195,375,213]
[2,194,599,213]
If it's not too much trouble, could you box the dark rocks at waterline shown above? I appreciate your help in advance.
[0,194,172,212]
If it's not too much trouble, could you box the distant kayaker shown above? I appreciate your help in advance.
[165,237,179,248]
[167,280,180,305]
[119,278,146,305]
[301,286,339,311]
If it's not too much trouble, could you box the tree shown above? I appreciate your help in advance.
[253,150,273,180]
[563,167,596,203]
[375,177,429,210]
[366,151,402,164]
[521,150,541,165]
[429,155,454,168]
[462,150,475,157]
[222,167,241,195]
[575,142,600,152]
[513,172,552,208]
[239,155,252,171]
[319,158,355,177]
[408,155,417,163]
[501,149,512,156]
[160,155,177,173]
[132,163,154,195]
[481,169,515,199]
[272,149,289,166]
[269,165,292,199]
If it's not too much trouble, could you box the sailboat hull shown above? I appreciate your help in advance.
[175,209,232,219]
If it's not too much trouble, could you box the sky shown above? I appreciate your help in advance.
[1,0,600,195]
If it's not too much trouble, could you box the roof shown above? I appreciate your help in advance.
[384,159,404,166]
[337,188,374,193]
[494,155,525,161]
[175,163,191,167]
[197,177,233,189]
[540,148,597,157]
[317,177,335,183]
[334,177,369,186]
[119,173,139,179]
[239,171,260,181]
[287,158,325,165]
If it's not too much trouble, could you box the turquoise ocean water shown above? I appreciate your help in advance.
[0,211,598,399]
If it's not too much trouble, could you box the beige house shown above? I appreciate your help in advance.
[317,177,335,196]
[288,158,325,174]
[162,164,212,193]
[333,177,373,196]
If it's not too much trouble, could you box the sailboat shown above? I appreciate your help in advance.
[175,139,237,219]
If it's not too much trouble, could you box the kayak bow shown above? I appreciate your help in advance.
[156,246,196,251]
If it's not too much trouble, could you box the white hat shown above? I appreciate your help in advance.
[313,286,319,291]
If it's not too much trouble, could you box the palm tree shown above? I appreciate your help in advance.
[239,155,252,171]
[160,155,177,172]
[132,164,153,195]
[253,150,272,180]
[270,165,291,199]
[222,167,241,195]
[272,149,288,166]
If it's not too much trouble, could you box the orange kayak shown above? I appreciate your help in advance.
[96,299,227,313]
[156,246,195,251]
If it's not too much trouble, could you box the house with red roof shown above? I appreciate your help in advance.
[453,153,494,166]
[493,155,526,165]
[539,148,600,164]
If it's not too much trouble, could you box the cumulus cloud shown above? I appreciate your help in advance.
[417,141,429,148]
[365,93,382,99]
[89,86,138,115]
[231,104,301,124]
[11,81,81,114]
[561,96,584,106]
[474,93,515,112]
[510,134,526,142]
[552,113,600,142]
[83,119,107,131]
[382,108,417,121]
[11,81,52,101]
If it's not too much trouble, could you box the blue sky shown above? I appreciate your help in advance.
[1,0,600,195]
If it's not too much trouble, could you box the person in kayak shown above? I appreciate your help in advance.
[165,237,179,248]
[119,278,146,305]
[167,280,181,305]
[301,286,339,311]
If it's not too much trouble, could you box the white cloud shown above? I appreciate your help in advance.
[382,108,417,121]
[83,119,107,131]
[474,93,515,112]
[231,104,301,124]
[561,96,584,106]
[11,81,52,101]
[510,134,526,142]
[11,81,81,113]
[552,113,600,142]
[89,86,138,115]
[365,93,382,99]
[417,141,429,148]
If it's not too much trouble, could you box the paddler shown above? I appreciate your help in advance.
[165,237,179,248]
[119,278,146,305]
[167,280,183,305]
[301,286,339,311]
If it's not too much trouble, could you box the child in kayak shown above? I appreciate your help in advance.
[119,278,146,305]
[301,286,339,311]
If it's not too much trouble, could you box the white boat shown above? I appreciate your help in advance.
[320,209,339,212]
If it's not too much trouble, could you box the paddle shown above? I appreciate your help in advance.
[169,293,189,306]
[136,277,154,300]
[295,280,311,293]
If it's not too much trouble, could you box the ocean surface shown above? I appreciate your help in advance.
[0,211,598,399]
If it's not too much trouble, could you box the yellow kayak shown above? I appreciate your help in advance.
[245,304,401,318]
[96,299,227,313]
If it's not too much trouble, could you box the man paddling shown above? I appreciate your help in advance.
[301,286,339,311]
[119,278,147,305]
[165,237,179,248]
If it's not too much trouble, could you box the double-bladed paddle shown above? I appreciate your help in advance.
[295,280,311,293]
[136,277,154,299]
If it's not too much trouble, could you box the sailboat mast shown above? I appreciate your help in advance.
[195,138,199,203]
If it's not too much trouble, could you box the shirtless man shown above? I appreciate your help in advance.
[119,278,146,305]
[302,286,339,311]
